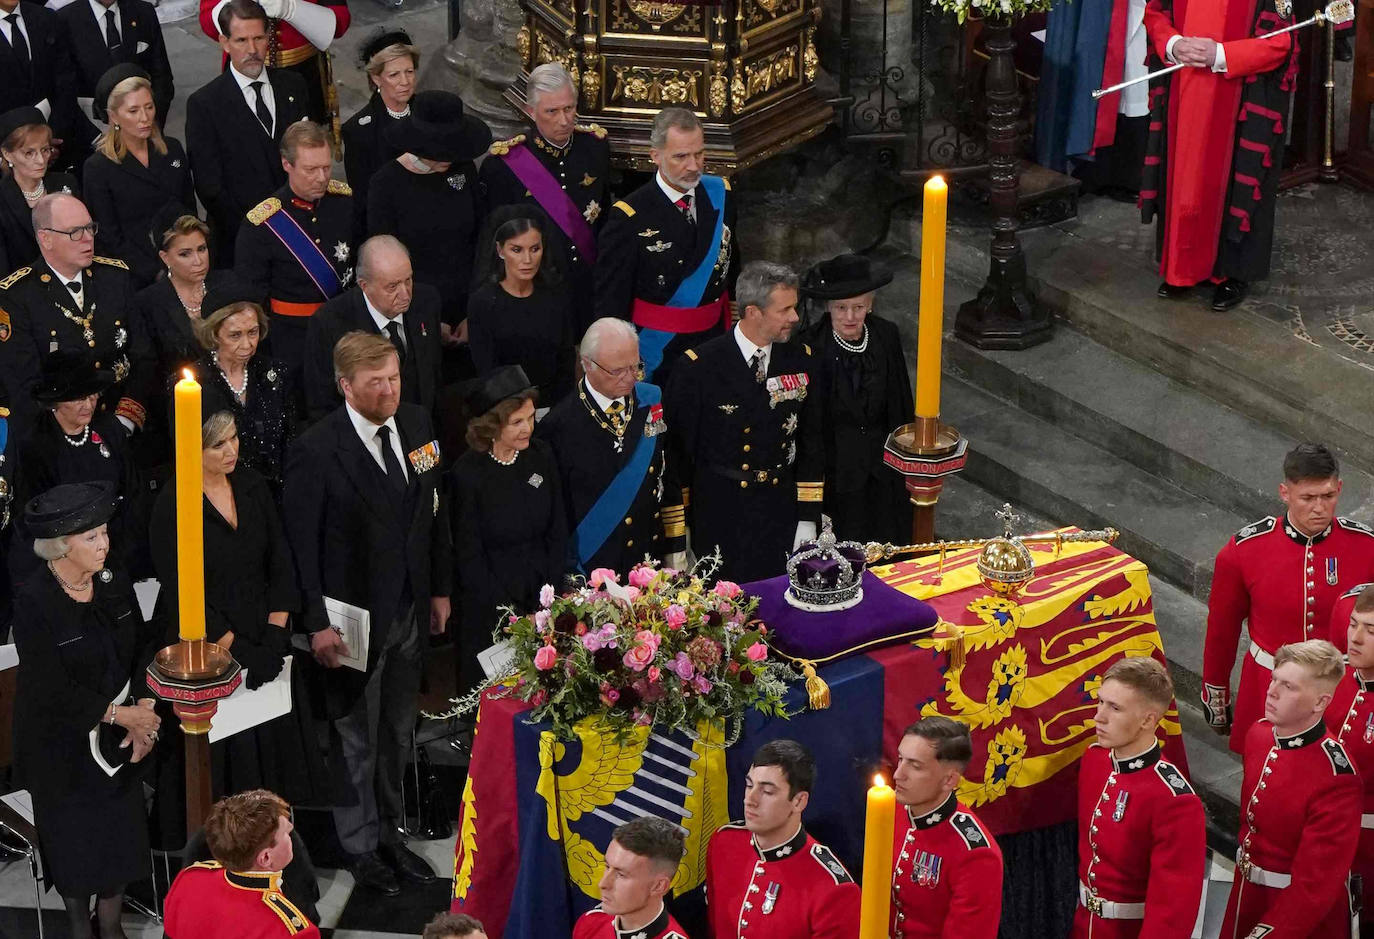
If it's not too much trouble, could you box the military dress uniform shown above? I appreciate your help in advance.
[1328,582,1373,653]
[1222,719,1362,939]
[1203,515,1374,752]
[538,379,685,574]
[1326,669,1374,927]
[235,179,353,377]
[889,792,1003,939]
[704,822,860,939]
[163,860,319,938]
[479,125,611,332]
[1071,743,1206,939]
[664,329,822,584]
[0,257,152,442]
[571,903,688,939]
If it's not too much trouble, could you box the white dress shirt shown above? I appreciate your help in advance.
[52,267,86,310]
[345,402,408,482]
[363,293,406,350]
[230,62,276,133]
[584,379,626,416]
[733,323,770,376]
[656,172,695,223]
[88,0,120,43]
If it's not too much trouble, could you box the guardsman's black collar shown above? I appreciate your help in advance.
[906,792,957,830]
[1111,741,1162,774]
[534,132,573,157]
[1275,719,1326,749]
[754,824,807,862]
[224,868,280,890]
[616,901,669,939]
[1356,670,1374,692]
[1283,515,1332,546]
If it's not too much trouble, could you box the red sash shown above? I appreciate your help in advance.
[630,294,729,333]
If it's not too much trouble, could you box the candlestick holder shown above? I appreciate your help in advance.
[883,416,969,542]
[146,639,241,838]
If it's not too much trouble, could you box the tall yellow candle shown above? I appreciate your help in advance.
[174,370,206,642]
[859,773,896,939]
[916,175,948,419]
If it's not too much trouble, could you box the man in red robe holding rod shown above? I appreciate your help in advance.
[1140,0,1300,311]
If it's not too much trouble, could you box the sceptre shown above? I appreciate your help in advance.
[1091,0,1354,100]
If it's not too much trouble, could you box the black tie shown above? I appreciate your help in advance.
[675,193,694,226]
[103,9,120,51]
[250,81,273,135]
[385,321,406,365]
[5,14,30,71]
[66,279,84,309]
[749,350,766,383]
[375,425,406,495]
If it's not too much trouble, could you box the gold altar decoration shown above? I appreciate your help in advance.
[507,0,833,171]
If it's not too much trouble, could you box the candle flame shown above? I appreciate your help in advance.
[182,368,193,381]
[926,174,948,191]
[873,773,886,788]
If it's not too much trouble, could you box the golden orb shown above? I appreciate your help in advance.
[976,536,1035,599]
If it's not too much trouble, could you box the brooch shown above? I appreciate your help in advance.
[584,200,601,223]
[645,240,672,253]
[98,569,112,583]
[717,404,737,414]
[334,242,350,262]
[265,367,278,384]
[527,473,543,488]
[358,115,372,125]
[447,173,467,191]
[171,159,181,168]
[407,440,441,474]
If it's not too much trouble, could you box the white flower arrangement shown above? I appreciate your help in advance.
[930,0,1061,24]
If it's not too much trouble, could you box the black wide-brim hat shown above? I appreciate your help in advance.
[25,480,120,538]
[467,365,535,417]
[92,63,152,124]
[33,349,115,405]
[0,106,45,145]
[801,253,894,300]
[384,90,492,163]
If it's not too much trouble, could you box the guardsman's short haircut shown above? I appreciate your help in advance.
[1274,639,1345,691]
[1102,655,1175,712]
[750,739,816,799]
[612,816,685,875]
[901,716,974,770]
[1283,443,1339,483]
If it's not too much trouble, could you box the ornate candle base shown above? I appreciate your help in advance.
[146,640,241,838]
[883,416,969,542]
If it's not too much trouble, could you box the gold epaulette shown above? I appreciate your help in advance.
[248,197,282,226]
[489,133,527,157]
[262,891,311,935]
[92,256,128,270]
[613,200,635,218]
[327,178,352,197]
[723,177,732,191]
[802,343,812,356]
[683,348,698,361]
[0,406,10,417]
[575,122,608,139]
[0,266,31,290]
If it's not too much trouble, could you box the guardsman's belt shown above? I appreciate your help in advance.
[1077,882,1145,920]
[1236,850,1292,888]
[1248,641,1276,669]
[705,462,786,488]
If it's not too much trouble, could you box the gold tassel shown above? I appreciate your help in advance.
[800,660,831,710]
[933,620,965,670]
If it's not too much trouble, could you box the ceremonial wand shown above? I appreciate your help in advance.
[1091,0,1354,100]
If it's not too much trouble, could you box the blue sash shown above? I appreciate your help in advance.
[640,174,728,378]
[574,382,662,570]
[262,207,343,301]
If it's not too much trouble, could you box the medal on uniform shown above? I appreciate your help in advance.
[1328,557,1339,585]
[1113,790,1129,822]
[761,882,779,914]
[1364,713,1373,744]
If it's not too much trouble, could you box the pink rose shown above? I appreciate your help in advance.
[533,645,558,671]
[582,630,606,652]
[539,583,556,608]
[623,643,655,672]
[634,630,661,653]
[692,674,713,694]
[746,642,768,662]
[713,580,742,599]
[668,652,695,680]
[508,615,519,625]
[648,666,662,682]
[623,585,642,603]
[589,568,619,589]
[534,609,551,630]
[628,566,656,589]
[664,604,688,630]
[530,689,548,707]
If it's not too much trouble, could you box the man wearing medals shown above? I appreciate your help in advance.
[572,816,689,939]
[478,62,610,335]
[1202,443,1374,752]
[1326,585,1374,932]
[704,739,860,939]
[664,261,822,583]
[539,317,685,574]
[595,106,737,387]
[889,716,1002,939]
[1072,656,1206,939]
[1223,639,1362,939]
[0,193,150,444]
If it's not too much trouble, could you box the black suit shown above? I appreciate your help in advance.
[185,67,309,264]
[302,284,442,423]
[0,3,91,170]
[57,0,173,128]
[0,171,77,273]
[282,402,450,855]
[82,137,194,287]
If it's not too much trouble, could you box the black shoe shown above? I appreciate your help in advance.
[379,842,437,884]
[350,850,401,896]
[1157,281,1192,299]
[1211,279,1248,311]
[1335,34,1352,62]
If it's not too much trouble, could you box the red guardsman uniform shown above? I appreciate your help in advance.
[1326,669,1374,922]
[1203,515,1374,752]
[572,903,689,939]
[1327,582,1372,653]
[163,861,319,938]
[1070,743,1206,939]
[889,792,1003,939]
[704,822,860,939]
[1221,719,1362,939]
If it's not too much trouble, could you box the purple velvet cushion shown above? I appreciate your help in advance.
[743,570,940,661]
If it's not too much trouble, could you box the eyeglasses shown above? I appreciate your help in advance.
[41,223,100,241]
[586,358,644,380]
[14,147,55,162]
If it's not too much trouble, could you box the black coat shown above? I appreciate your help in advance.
[0,3,93,163]
[11,569,156,894]
[82,137,195,287]
[56,0,174,127]
[282,403,451,717]
[184,68,309,263]
[465,279,575,407]
[137,269,233,379]
[0,170,77,273]
[192,353,296,490]
[340,92,403,239]
[302,284,442,422]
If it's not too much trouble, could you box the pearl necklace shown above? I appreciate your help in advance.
[386,105,411,119]
[212,351,248,400]
[62,424,92,447]
[488,447,519,466]
[20,181,45,202]
[832,325,869,354]
[48,560,92,593]
[176,279,206,317]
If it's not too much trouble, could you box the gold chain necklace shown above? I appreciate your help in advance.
[578,388,634,453]
[54,294,97,347]
[48,560,92,593]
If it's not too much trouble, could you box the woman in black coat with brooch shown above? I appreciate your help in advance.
[12,481,162,939]
[342,29,419,238]
[0,107,79,271]
[82,64,194,288]
[801,254,915,545]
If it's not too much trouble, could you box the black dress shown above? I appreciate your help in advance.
[367,160,480,325]
[11,569,156,895]
[138,271,232,379]
[192,355,296,492]
[449,439,566,690]
[147,466,326,848]
[805,314,915,545]
[83,138,195,288]
[340,93,405,239]
[0,171,78,272]
[466,280,576,407]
